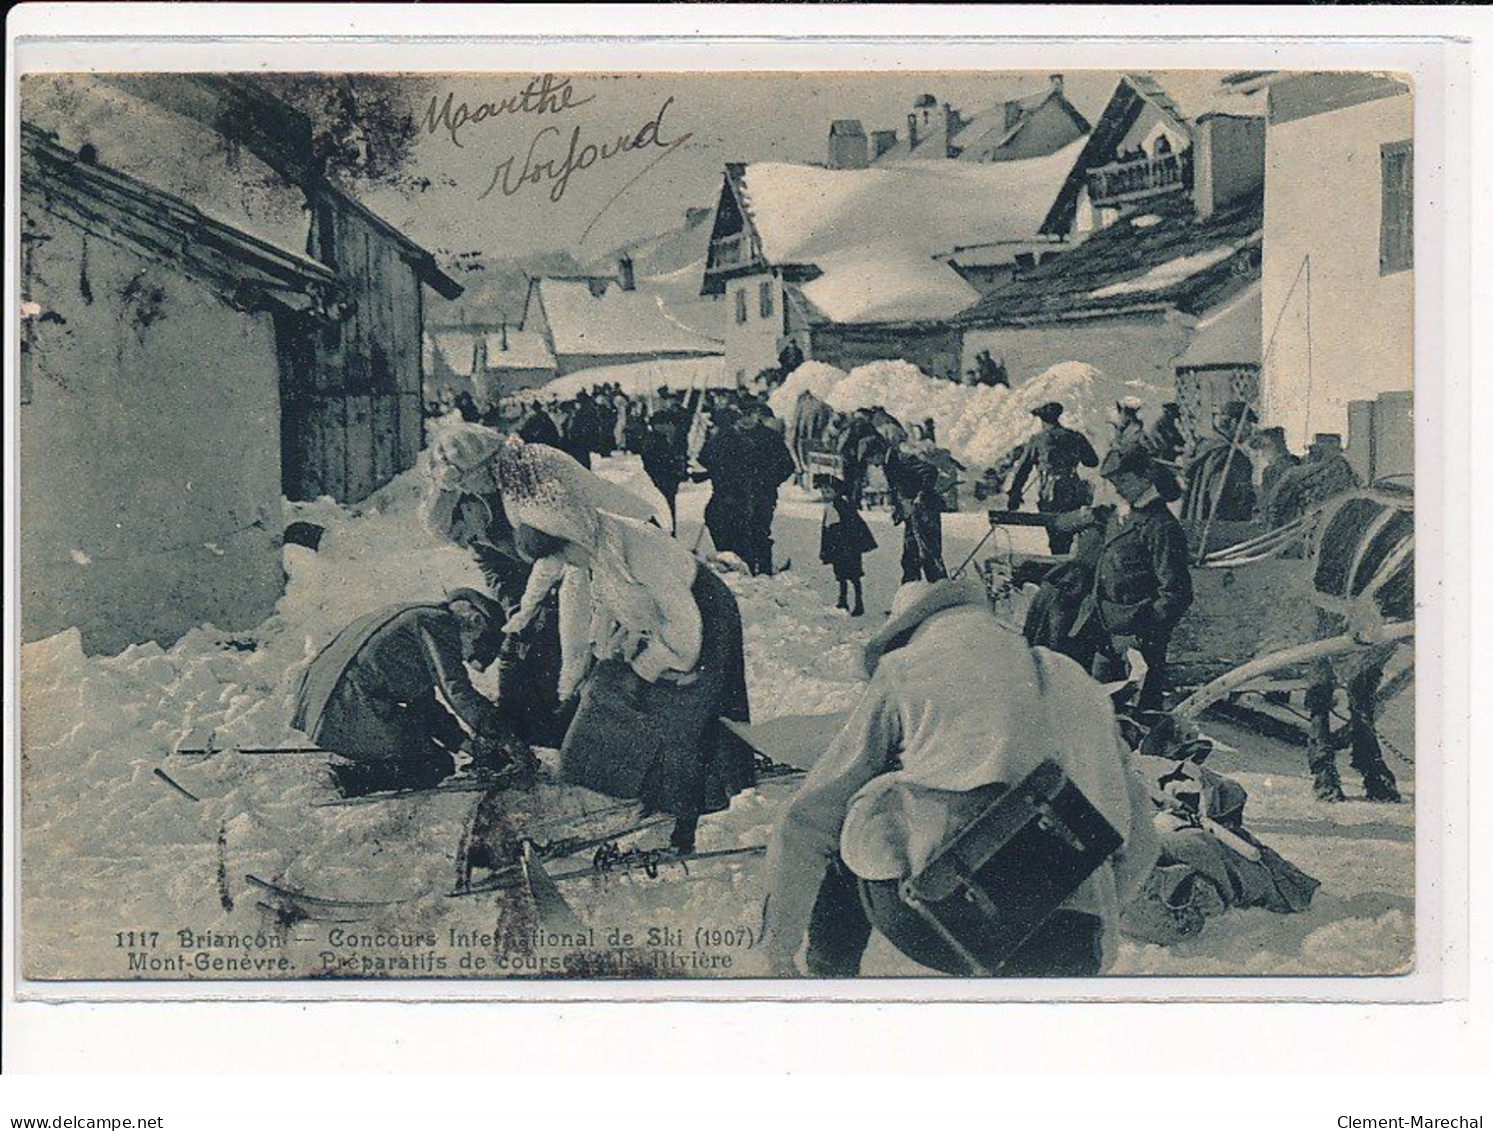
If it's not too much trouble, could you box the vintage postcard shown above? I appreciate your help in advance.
[12,58,1434,993]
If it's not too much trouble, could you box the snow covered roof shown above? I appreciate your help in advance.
[959,192,1262,325]
[731,141,1084,324]
[1174,281,1261,369]
[948,86,1091,160]
[532,278,723,357]
[429,330,478,378]
[483,328,554,371]
[429,326,555,377]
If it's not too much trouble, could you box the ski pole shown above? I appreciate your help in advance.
[175,745,327,756]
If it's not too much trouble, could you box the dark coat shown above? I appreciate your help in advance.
[642,410,691,491]
[518,409,562,448]
[820,496,878,581]
[292,603,504,767]
[1181,438,1256,523]
[699,426,757,555]
[560,564,754,818]
[743,422,796,507]
[1083,499,1194,646]
[1008,424,1099,511]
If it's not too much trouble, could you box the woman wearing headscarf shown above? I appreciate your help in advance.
[425,429,754,853]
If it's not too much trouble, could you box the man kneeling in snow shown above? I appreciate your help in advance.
[291,590,531,798]
[763,577,1158,977]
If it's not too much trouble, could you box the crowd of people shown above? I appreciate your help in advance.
[288,363,1377,979]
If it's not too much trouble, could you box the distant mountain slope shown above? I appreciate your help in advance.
[586,204,715,281]
[427,248,584,326]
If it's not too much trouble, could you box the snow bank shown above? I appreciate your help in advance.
[532,357,731,400]
[766,361,849,419]
[771,357,1134,470]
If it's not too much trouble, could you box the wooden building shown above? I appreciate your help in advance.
[32,73,463,505]
[280,182,462,503]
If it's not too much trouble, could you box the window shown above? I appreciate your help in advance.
[734,287,748,325]
[1380,140,1412,275]
[759,279,774,320]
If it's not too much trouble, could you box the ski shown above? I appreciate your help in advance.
[464,843,769,893]
[313,769,544,808]
[245,874,405,922]
[452,814,675,897]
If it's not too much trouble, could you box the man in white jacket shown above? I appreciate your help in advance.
[764,576,1158,977]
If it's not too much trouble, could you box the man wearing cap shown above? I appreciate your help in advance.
[1006,402,1100,555]
[291,590,528,797]
[1181,400,1257,524]
[1077,445,1194,713]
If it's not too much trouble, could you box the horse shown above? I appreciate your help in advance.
[788,390,835,488]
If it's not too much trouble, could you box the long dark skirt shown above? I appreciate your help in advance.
[560,565,754,818]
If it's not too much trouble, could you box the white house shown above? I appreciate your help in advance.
[1237,72,1413,457]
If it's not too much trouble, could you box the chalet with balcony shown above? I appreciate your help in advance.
[1039,73,1265,242]
[701,143,1083,382]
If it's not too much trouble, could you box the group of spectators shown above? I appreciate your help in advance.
[1001,393,1368,716]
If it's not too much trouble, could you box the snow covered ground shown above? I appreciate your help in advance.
[19,451,1414,985]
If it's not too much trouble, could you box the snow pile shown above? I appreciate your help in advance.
[766,361,850,420]
[534,357,731,400]
[772,358,1140,470]
[724,569,872,721]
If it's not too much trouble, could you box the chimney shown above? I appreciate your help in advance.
[871,129,898,159]
[907,112,919,149]
[943,103,961,156]
[1049,73,1065,95]
[828,119,868,170]
[617,255,635,291]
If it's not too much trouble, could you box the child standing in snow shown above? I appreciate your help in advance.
[820,478,877,617]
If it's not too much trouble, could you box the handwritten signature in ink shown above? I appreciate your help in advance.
[477,96,693,218]
[421,75,595,149]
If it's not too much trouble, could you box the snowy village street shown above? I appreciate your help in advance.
[20,423,1414,983]
[17,68,1422,992]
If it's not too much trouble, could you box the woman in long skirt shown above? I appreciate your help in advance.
[426,428,754,852]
